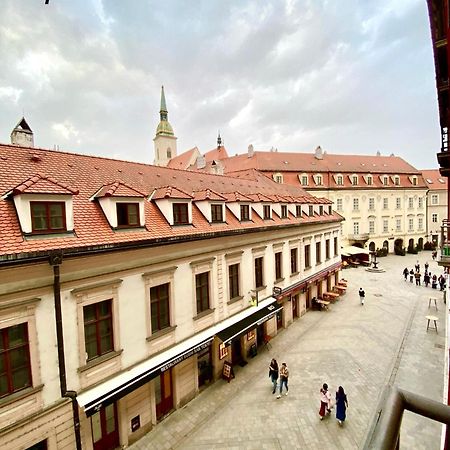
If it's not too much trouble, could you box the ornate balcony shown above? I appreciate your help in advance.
[348,233,370,242]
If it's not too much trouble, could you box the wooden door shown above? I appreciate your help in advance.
[306,287,311,309]
[155,370,173,420]
[292,294,299,318]
[231,338,242,365]
[92,403,120,450]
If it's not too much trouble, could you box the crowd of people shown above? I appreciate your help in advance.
[268,359,348,425]
[402,261,447,291]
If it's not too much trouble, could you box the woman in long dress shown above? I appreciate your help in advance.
[335,386,348,425]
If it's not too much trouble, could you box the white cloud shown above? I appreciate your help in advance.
[52,121,79,140]
[0,86,22,103]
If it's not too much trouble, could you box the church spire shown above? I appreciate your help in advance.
[160,85,168,121]
[217,130,222,148]
[154,85,177,166]
[155,85,174,137]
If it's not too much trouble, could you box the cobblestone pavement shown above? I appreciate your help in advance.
[129,252,447,450]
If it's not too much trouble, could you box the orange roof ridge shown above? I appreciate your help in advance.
[192,189,227,201]
[13,172,79,195]
[152,185,194,200]
[96,181,146,198]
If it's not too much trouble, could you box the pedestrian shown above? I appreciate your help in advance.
[432,250,437,260]
[432,274,438,289]
[277,362,289,398]
[424,272,430,288]
[269,359,279,394]
[439,274,446,291]
[414,271,421,286]
[425,262,429,272]
[358,287,365,305]
[415,261,420,272]
[335,386,348,425]
[409,269,414,283]
[403,267,409,281]
[319,383,332,420]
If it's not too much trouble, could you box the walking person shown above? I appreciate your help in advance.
[277,362,289,398]
[432,274,438,289]
[415,261,420,272]
[269,359,279,395]
[414,271,421,286]
[335,386,348,425]
[359,287,365,305]
[425,262,429,273]
[439,274,446,291]
[424,272,430,288]
[403,267,409,281]
[409,269,414,283]
[319,383,332,420]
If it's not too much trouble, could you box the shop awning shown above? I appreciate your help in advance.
[217,300,283,345]
[341,246,370,256]
[77,330,214,417]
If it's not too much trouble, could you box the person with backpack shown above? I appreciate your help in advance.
[359,287,365,305]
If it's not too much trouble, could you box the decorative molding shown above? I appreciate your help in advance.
[189,257,215,267]
[142,266,178,279]
[71,279,123,296]
[0,297,40,312]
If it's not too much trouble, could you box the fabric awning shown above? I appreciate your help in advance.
[77,330,214,417]
[217,300,283,345]
[341,246,370,256]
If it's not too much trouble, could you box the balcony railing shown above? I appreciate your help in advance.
[363,386,450,450]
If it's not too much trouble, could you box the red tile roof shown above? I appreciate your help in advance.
[421,169,448,190]
[95,181,145,198]
[221,192,254,202]
[0,143,341,259]
[12,173,79,195]
[152,186,193,200]
[204,146,229,162]
[167,147,200,170]
[192,189,227,201]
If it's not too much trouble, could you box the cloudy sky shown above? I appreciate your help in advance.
[0,0,440,169]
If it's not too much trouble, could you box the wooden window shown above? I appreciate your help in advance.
[308,205,313,216]
[84,300,114,361]
[228,264,240,299]
[281,205,288,218]
[367,176,373,185]
[195,272,210,313]
[301,175,308,186]
[316,242,321,264]
[240,204,250,221]
[173,203,189,225]
[0,323,32,398]
[290,248,298,274]
[304,244,311,268]
[211,204,223,223]
[30,201,66,233]
[295,205,302,217]
[275,252,282,280]
[334,237,338,256]
[116,203,139,227]
[319,205,324,215]
[328,205,332,214]
[383,176,389,186]
[352,175,358,185]
[150,283,170,333]
[337,176,343,185]
[326,239,330,259]
[254,257,264,288]
[263,205,271,219]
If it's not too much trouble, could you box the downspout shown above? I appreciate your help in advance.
[50,251,83,450]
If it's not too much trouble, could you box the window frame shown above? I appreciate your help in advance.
[263,204,271,220]
[30,201,66,233]
[173,202,189,225]
[290,248,298,275]
[315,241,321,264]
[432,213,438,223]
[353,198,359,212]
[336,198,343,212]
[333,237,338,256]
[211,204,224,223]
[274,251,283,280]
[150,283,171,334]
[195,272,210,314]
[368,197,375,211]
[431,194,439,205]
[116,202,140,228]
[228,263,240,300]
[281,205,288,219]
[325,239,330,260]
[254,256,264,289]
[304,244,311,268]
[240,204,250,221]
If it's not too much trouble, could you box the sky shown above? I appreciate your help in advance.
[0,0,441,169]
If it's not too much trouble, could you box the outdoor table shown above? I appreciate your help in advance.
[426,315,439,333]
[316,300,330,311]
[428,297,438,310]
[323,292,339,303]
[334,285,346,294]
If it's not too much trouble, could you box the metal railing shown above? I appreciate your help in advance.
[363,386,450,449]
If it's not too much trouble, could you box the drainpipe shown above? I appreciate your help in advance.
[49,251,82,450]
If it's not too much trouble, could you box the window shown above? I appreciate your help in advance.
[383,198,388,210]
[432,213,438,223]
[383,176,389,186]
[352,175,358,185]
[369,198,375,211]
[367,176,373,186]
[195,272,210,314]
[319,205,324,215]
[328,205,332,214]
[353,222,359,235]
[432,194,439,205]
[26,440,48,450]
[304,244,311,268]
[0,323,32,398]
[408,197,414,209]
[275,252,282,280]
[315,242,321,264]
[418,197,423,209]
[308,205,313,216]
[254,257,264,288]
[240,204,250,221]
[353,198,359,211]
[301,175,308,186]
[369,220,375,234]
[396,218,401,232]
[383,219,389,233]
[412,177,417,186]
[394,176,400,186]
[295,205,302,217]
[290,248,298,274]
[84,300,114,361]
[316,175,323,186]
[263,205,271,219]
[150,283,170,333]
[211,204,223,223]
[30,201,66,233]
[228,264,240,299]
[408,218,414,232]
[337,175,343,185]
[173,203,189,225]
[281,205,288,218]
[334,237,338,256]
[418,217,423,231]
[325,239,330,260]
[396,197,401,209]
[336,199,343,211]
[117,203,139,227]
[274,174,283,183]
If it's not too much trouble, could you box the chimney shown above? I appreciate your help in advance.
[210,160,224,175]
[314,145,323,160]
[196,154,206,169]
[248,144,254,158]
[376,151,381,156]
[11,117,34,148]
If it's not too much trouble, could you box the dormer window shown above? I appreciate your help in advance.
[316,175,323,186]
[412,176,417,186]
[383,176,389,186]
[173,203,189,225]
[367,175,373,186]
[263,205,271,220]
[273,173,283,184]
[211,204,223,223]
[308,205,313,216]
[296,205,302,217]
[351,175,358,185]
[281,205,288,218]
[328,205,332,214]
[117,203,139,227]
[31,201,66,233]
[240,204,250,221]
[300,174,308,186]
[319,205,324,215]
[336,175,343,185]
[394,176,400,186]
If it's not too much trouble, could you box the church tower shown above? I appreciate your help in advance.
[11,117,34,148]
[153,86,177,166]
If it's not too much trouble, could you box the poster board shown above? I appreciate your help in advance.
[222,361,235,383]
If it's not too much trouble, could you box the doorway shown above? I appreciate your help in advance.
[91,403,120,450]
[306,287,311,309]
[197,345,212,388]
[155,370,173,421]
[292,294,299,319]
[231,338,243,365]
